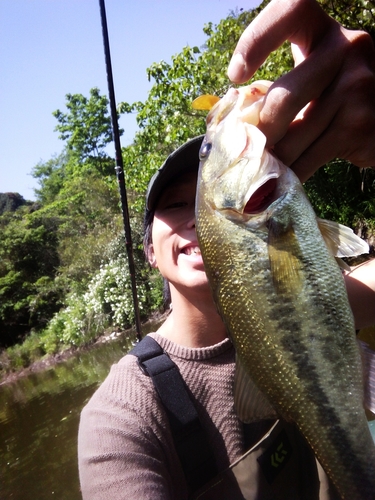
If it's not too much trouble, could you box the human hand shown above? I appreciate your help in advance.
[228,0,375,182]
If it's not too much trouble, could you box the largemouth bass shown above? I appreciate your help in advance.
[193,82,375,499]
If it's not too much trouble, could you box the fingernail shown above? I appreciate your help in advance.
[228,52,247,83]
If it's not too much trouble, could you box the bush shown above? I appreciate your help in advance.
[42,253,160,347]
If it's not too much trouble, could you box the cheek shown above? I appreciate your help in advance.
[151,221,171,267]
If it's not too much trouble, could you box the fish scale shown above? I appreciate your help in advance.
[194,82,375,499]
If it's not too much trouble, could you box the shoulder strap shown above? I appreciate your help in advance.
[129,336,218,494]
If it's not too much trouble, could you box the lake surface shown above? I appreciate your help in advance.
[0,324,154,500]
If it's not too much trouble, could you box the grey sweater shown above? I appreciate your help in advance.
[78,333,246,499]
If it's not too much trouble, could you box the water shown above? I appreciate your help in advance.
[0,325,154,500]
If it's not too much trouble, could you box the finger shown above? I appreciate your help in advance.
[286,98,375,183]
[257,27,347,147]
[273,32,375,178]
[228,0,332,83]
[272,89,342,168]
[260,25,375,148]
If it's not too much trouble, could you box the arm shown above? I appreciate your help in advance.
[228,0,375,182]
[77,359,187,500]
[78,405,171,500]
[343,258,375,330]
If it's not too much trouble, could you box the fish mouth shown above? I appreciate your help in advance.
[243,178,278,214]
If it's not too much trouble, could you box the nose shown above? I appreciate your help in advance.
[187,216,196,229]
[187,208,196,228]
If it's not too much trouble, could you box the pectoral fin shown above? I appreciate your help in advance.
[317,218,369,258]
[267,219,304,295]
[234,357,277,423]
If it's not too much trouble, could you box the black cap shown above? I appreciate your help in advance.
[146,135,204,211]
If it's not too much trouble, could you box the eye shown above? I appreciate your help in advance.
[199,142,212,160]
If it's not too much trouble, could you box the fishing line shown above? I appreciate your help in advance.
[98,0,142,341]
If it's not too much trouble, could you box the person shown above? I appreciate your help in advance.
[78,0,375,498]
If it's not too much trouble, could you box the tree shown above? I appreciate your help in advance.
[318,0,375,40]
[31,151,69,204]
[32,88,120,204]
[0,193,30,215]
[53,87,115,163]
[0,210,62,347]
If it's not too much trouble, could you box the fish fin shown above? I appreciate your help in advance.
[267,220,304,295]
[234,356,277,423]
[192,94,221,111]
[335,257,351,272]
[317,218,369,258]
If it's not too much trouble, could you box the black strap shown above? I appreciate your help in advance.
[129,336,218,494]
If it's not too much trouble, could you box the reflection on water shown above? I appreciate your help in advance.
[0,323,158,500]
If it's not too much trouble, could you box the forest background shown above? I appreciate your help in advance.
[1,0,375,377]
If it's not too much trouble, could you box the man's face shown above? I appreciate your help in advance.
[148,171,209,296]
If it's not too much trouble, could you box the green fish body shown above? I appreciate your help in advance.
[195,83,375,499]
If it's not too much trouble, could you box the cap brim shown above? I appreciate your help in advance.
[146,135,204,211]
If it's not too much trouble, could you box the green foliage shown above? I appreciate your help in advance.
[305,162,375,237]
[0,87,125,350]
[0,210,62,346]
[33,88,118,205]
[53,87,116,163]
[318,0,375,39]
[2,331,47,370]
[32,151,69,204]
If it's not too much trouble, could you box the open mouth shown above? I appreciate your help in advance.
[182,246,201,256]
[243,178,277,214]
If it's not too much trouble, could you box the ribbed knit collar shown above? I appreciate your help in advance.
[148,332,234,361]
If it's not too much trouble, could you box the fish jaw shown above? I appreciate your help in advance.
[205,81,272,127]
[201,81,296,220]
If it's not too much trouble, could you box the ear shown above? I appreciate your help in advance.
[147,244,158,268]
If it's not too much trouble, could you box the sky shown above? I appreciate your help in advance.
[0,0,261,201]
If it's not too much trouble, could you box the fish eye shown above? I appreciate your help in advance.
[199,142,212,160]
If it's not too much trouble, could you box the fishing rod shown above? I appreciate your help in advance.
[98,0,142,342]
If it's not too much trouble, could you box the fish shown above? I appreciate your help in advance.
[193,82,375,499]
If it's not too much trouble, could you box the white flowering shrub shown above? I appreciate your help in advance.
[43,255,152,346]
[83,256,147,328]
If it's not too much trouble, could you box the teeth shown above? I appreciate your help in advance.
[184,246,201,256]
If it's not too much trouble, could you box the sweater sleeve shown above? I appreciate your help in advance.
[77,354,188,500]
